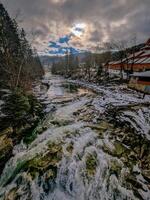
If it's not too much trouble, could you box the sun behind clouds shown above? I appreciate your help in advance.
[71,23,87,38]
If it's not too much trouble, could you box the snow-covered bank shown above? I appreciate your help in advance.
[68,79,150,140]
[68,80,150,108]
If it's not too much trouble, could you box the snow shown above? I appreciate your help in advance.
[68,79,150,139]
[54,97,90,122]
[68,80,150,107]
[119,107,150,140]
[132,70,150,77]
[34,74,150,140]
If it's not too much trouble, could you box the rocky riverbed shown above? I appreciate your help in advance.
[0,74,150,200]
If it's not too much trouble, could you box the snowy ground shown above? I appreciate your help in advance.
[68,79,150,140]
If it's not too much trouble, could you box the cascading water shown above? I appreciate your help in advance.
[0,75,150,200]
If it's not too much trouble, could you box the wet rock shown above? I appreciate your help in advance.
[88,121,114,138]
[127,175,145,189]
[0,135,13,174]
[102,140,115,155]
[45,169,55,179]
[4,188,17,200]
[27,142,63,179]
[113,141,129,157]
[128,151,138,163]
[9,173,33,200]
[142,170,150,183]
[85,152,97,177]
[126,175,146,200]
[140,143,148,159]
[66,141,74,154]
[109,160,122,178]
[43,169,56,193]
[36,125,45,134]
[1,127,13,136]
[50,119,73,127]
[99,121,114,131]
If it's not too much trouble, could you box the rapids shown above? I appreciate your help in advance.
[0,74,150,200]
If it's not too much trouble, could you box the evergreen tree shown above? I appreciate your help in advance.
[0,3,44,131]
[0,3,44,90]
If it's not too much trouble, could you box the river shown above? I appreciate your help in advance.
[0,74,150,200]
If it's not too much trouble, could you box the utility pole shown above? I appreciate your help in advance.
[67,48,69,75]
[65,47,70,77]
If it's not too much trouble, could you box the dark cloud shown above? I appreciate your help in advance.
[1,0,150,55]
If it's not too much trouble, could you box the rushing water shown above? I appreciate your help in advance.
[0,75,150,200]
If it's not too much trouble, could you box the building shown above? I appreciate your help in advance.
[108,38,150,72]
[129,71,150,94]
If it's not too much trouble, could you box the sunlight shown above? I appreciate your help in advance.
[71,23,87,38]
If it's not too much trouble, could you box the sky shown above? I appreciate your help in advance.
[1,0,150,56]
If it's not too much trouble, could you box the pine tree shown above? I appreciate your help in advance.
[0,3,44,90]
[0,3,44,131]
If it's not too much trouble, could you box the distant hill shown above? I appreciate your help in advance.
[40,52,89,66]
[40,55,61,66]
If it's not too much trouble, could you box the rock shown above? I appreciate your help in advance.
[102,141,115,155]
[140,144,148,159]
[45,169,55,179]
[1,127,13,136]
[36,125,48,134]
[43,169,56,193]
[142,170,150,183]
[85,153,97,177]
[27,142,63,179]
[66,142,74,154]
[126,175,145,190]
[113,141,128,157]
[97,121,112,131]
[128,151,137,162]
[0,135,13,174]
[109,160,122,177]
[5,188,17,200]
[50,119,72,127]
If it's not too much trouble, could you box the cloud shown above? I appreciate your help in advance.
[1,0,150,55]
[48,41,61,48]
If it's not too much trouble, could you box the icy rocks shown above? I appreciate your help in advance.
[27,142,63,178]
[0,127,13,136]
[109,159,123,177]
[85,152,97,177]
[0,134,13,174]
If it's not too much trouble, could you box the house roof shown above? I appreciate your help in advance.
[109,38,150,67]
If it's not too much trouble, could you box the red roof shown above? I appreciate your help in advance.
[108,38,150,71]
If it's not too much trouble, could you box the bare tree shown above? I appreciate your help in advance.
[129,34,137,74]
[104,35,137,80]
[14,9,24,23]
